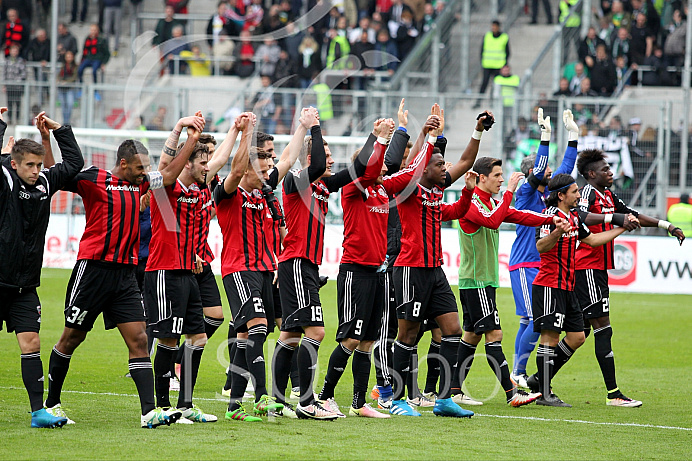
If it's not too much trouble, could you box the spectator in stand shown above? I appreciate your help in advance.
[78,24,110,83]
[3,9,29,58]
[166,0,189,15]
[615,55,632,88]
[320,7,342,41]
[27,29,51,105]
[213,30,235,75]
[278,0,294,25]
[251,75,282,134]
[611,27,632,66]
[569,62,588,94]
[663,9,686,67]
[282,21,305,61]
[601,115,624,137]
[326,18,351,69]
[2,44,26,123]
[153,6,183,47]
[71,0,89,24]
[340,0,359,28]
[162,25,189,74]
[102,0,123,57]
[641,45,667,85]
[372,28,398,75]
[351,29,375,89]
[261,4,283,35]
[587,43,617,96]
[421,3,436,33]
[349,16,375,44]
[376,0,394,21]
[297,34,321,88]
[664,8,684,45]
[180,45,211,76]
[57,23,79,59]
[255,37,281,77]
[207,2,236,49]
[576,77,600,116]
[631,0,660,38]
[474,20,509,108]
[579,26,606,65]
[243,0,265,33]
[233,29,256,78]
[630,12,655,67]
[387,0,413,36]
[554,77,572,96]
[606,1,632,31]
[35,0,50,30]
[58,50,79,125]
[395,10,419,61]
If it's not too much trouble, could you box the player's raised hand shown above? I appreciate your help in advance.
[1,135,14,154]
[36,111,61,131]
[398,98,408,128]
[302,106,320,127]
[475,110,494,132]
[237,114,252,132]
[179,115,205,132]
[430,103,441,136]
[438,108,445,134]
[553,216,571,233]
[464,170,478,191]
[383,118,396,141]
[507,171,525,193]
[563,109,579,141]
[140,190,151,212]
[0,106,7,122]
[422,114,440,134]
[372,118,385,137]
[669,225,685,245]
[537,108,551,141]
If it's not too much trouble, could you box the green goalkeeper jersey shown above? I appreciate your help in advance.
[457,197,500,289]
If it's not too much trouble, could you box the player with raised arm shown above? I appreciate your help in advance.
[530,173,628,407]
[45,114,205,428]
[0,110,84,428]
[143,115,218,424]
[388,107,485,418]
[271,108,381,421]
[570,148,685,407]
[313,117,396,419]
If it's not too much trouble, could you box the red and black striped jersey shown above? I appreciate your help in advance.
[214,184,276,276]
[65,167,163,265]
[534,207,591,291]
[264,199,284,259]
[576,184,638,270]
[146,179,201,271]
[341,141,388,266]
[195,175,220,264]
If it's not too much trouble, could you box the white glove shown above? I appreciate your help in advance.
[537,108,551,142]
[563,109,579,141]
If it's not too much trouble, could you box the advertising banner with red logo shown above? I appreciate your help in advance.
[42,217,692,295]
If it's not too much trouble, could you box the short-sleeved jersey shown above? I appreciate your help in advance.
[146,179,201,271]
[195,175,220,264]
[65,167,163,265]
[279,173,331,265]
[214,184,276,276]
[533,206,591,291]
[576,184,638,270]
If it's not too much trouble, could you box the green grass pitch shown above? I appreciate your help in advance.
[1,268,690,460]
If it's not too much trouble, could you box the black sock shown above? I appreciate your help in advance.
[204,316,224,340]
[224,341,237,392]
[424,340,441,394]
[594,326,618,396]
[485,341,514,397]
[392,340,414,401]
[298,337,320,407]
[154,343,176,408]
[318,343,352,401]
[551,339,575,378]
[407,346,418,400]
[246,324,268,401]
[146,325,156,357]
[452,340,476,393]
[536,344,556,394]
[289,349,300,390]
[373,342,385,387]
[228,340,248,412]
[352,349,371,409]
[438,335,460,400]
[21,352,44,412]
[177,343,204,409]
[46,347,72,408]
[272,339,296,404]
[174,340,184,370]
[128,357,156,415]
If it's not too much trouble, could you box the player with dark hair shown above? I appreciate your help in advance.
[389,106,486,418]
[218,110,311,422]
[568,147,684,407]
[271,108,383,420]
[508,109,580,388]
[530,173,628,407]
[142,114,218,424]
[45,114,205,428]
[1,110,84,428]
[451,152,558,408]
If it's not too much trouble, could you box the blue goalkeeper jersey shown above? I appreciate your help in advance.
[509,140,578,271]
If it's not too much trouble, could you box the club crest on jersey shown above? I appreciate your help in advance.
[540,227,550,238]
[36,184,46,194]
[579,197,589,207]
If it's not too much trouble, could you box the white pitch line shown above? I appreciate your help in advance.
[2,386,691,432]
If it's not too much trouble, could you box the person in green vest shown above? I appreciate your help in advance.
[474,20,510,108]
[559,0,582,64]
[449,156,558,407]
[326,18,351,70]
[668,193,692,235]
[493,65,520,135]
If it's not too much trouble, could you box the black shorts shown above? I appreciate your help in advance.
[0,287,41,334]
[143,270,204,338]
[532,285,584,333]
[336,264,385,342]
[278,258,323,332]
[393,266,458,322]
[575,269,611,319]
[459,286,501,334]
[195,263,222,308]
[136,258,147,293]
[222,271,273,333]
[422,318,439,332]
[65,260,146,331]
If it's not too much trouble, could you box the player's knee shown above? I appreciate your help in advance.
[57,328,87,353]
[304,326,325,342]
[357,340,375,352]
[187,333,207,348]
[130,330,149,355]
[462,330,482,345]
[16,332,41,354]
[485,329,503,342]
[341,338,360,351]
